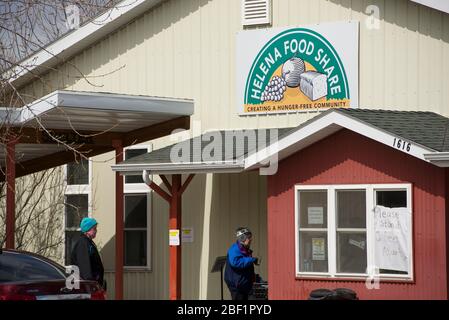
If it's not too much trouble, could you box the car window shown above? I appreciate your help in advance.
[0,252,65,283]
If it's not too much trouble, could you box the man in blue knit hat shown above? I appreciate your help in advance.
[224,227,260,300]
[71,217,105,289]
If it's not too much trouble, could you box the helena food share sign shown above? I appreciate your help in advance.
[236,21,359,114]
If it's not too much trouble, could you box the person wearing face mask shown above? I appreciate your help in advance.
[224,227,260,300]
[71,217,105,289]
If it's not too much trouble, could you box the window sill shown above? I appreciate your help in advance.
[295,274,414,284]
[124,267,152,272]
[105,267,152,273]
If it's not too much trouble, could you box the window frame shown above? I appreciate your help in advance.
[64,159,92,266]
[295,184,413,281]
[123,144,152,191]
[123,144,152,271]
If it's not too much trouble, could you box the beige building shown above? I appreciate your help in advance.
[3,0,449,299]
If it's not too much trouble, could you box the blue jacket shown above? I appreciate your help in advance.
[224,242,256,294]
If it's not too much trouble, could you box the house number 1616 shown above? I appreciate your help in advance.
[393,138,411,152]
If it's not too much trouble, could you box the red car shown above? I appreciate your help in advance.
[0,249,106,300]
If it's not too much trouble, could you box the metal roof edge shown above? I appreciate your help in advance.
[111,161,245,174]
[0,89,194,126]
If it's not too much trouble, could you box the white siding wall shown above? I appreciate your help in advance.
[18,0,449,299]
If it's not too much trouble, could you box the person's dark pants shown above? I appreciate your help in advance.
[230,289,248,301]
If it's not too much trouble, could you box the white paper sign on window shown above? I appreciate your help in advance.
[308,207,324,225]
[312,238,325,261]
[374,206,411,272]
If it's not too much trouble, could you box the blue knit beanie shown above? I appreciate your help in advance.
[80,217,97,233]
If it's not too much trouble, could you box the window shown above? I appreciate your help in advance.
[124,148,148,184]
[124,145,152,269]
[64,159,91,266]
[295,184,412,280]
[298,190,328,273]
[65,194,89,265]
[67,160,89,185]
[375,190,408,275]
[336,190,367,274]
[124,194,148,266]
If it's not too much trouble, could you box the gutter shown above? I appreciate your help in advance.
[111,161,245,174]
[424,152,449,167]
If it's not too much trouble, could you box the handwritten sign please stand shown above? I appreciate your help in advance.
[374,206,411,272]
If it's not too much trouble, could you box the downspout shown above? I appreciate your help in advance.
[142,170,152,185]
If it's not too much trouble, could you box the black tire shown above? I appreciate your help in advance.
[308,288,333,300]
[333,288,358,300]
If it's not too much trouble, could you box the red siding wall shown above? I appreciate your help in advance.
[267,129,448,300]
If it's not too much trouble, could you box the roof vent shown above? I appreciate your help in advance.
[242,0,271,26]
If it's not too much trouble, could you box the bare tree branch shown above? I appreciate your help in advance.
[0,0,121,261]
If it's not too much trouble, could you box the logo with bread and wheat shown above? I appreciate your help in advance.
[244,28,350,113]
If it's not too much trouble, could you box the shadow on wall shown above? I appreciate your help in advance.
[97,174,208,300]
[328,0,448,43]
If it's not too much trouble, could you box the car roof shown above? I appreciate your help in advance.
[0,248,66,274]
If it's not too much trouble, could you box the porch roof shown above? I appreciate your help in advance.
[112,127,295,174]
[0,90,193,179]
[112,108,449,175]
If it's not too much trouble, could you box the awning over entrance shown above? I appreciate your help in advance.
[0,89,193,300]
[0,90,194,179]
[112,108,449,175]
[112,127,295,174]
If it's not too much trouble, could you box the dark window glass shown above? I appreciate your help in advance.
[65,231,81,266]
[0,252,65,283]
[337,190,366,228]
[298,232,328,273]
[65,195,89,229]
[125,149,148,184]
[299,190,327,228]
[376,191,407,208]
[337,232,367,273]
[336,190,366,274]
[298,190,328,273]
[125,195,147,228]
[124,231,147,266]
[67,159,89,185]
[124,194,148,267]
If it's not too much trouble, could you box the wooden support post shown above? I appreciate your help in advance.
[5,139,16,249]
[144,173,195,300]
[169,174,182,300]
[113,140,124,300]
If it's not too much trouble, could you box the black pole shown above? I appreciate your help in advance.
[220,266,224,300]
